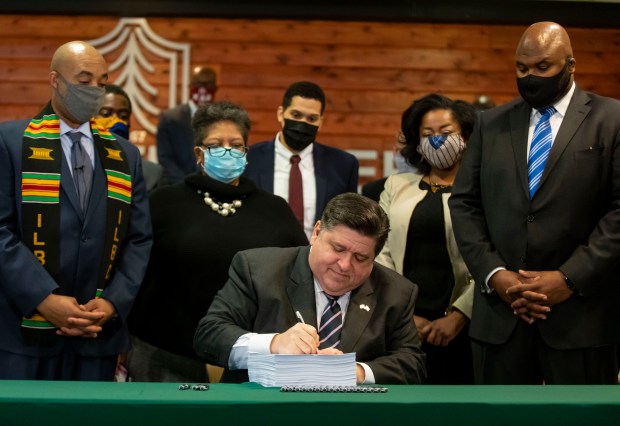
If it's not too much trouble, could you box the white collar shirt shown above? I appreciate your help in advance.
[274,133,316,239]
[60,119,95,177]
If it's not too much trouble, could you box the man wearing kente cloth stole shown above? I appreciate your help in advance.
[0,41,152,380]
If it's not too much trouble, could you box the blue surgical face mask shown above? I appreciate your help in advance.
[201,148,247,184]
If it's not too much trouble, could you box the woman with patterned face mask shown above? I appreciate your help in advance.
[126,101,307,383]
[375,94,478,384]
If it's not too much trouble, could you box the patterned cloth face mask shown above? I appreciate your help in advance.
[417,134,466,170]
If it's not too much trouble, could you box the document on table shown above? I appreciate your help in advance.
[248,352,357,387]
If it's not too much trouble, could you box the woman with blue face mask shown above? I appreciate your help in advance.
[126,101,308,383]
[375,94,478,384]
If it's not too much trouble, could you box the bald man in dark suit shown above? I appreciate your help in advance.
[449,22,620,384]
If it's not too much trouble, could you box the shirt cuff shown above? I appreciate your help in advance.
[483,267,506,293]
[228,332,277,370]
[249,333,277,353]
[358,362,375,384]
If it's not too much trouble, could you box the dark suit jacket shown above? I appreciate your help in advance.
[141,159,166,194]
[449,87,620,350]
[243,139,359,222]
[194,246,426,384]
[0,119,153,357]
[156,104,198,184]
[361,177,388,203]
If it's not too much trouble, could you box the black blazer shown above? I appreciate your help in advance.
[449,87,620,349]
[194,246,426,384]
[243,139,359,222]
[156,104,198,184]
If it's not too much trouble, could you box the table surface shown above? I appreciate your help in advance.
[1,381,619,425]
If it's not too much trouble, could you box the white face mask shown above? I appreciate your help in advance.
[417,134,466,170]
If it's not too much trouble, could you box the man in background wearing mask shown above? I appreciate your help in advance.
[0,41,152,381]
[157,66,217,184]
[96,84,166,193]
[449,22,620,384]
[244,81,359,239]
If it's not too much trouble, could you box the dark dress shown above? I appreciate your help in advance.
[128,173,307,381]
[402,180,473,384]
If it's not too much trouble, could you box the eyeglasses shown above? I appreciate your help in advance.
[202,146,247,158]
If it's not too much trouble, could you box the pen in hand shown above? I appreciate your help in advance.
[295,311,305,324]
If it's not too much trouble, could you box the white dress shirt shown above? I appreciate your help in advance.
[59,120,95,177]
[273,133,316,240]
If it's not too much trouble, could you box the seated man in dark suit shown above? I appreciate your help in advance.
[243,81,359,239]
[194,193,426,385]
[156,66,217,184]
[96,84,166,194]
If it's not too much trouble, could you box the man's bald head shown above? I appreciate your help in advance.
[49,41,108,127]
[515,22,576,109]
[517,22,573,60]
[51,41,106,74]
[191,66,217,87]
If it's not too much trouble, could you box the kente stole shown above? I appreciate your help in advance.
[20,102,132,336]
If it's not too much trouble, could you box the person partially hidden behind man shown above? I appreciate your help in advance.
[96,84,166,193]
[243,81,359,240]
[194,193,426,384]
[157,66,218,184]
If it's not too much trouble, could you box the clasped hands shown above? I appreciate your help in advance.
[36,294,117,338]
[490,269,573,324]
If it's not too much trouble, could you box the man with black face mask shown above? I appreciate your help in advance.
[449,22,620,384]
[243,81,359,239]
[0,41,152,381]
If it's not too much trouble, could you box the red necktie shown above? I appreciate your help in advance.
[289,154,303,226]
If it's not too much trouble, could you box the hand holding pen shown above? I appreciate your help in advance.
[294,311,343,356]
[269,310,320,354]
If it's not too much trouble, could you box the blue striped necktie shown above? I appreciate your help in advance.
[318,294,342,349]
[527,106,556,198]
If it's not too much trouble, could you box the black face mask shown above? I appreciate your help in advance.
[282,119,318,152]
[517,60,572,110]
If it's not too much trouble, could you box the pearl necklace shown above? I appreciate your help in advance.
[198,190,242,217]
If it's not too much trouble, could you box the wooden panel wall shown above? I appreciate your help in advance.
[0,15,618,183]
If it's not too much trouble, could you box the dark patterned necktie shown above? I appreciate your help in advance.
[69,131,93,212]
[319,294,342,349]
[289,154,303,226]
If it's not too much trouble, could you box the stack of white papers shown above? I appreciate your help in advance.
[248,352,357,387]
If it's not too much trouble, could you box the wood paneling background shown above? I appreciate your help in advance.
[0,15,618,183]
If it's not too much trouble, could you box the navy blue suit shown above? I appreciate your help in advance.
[0,119,152,374]
[243,139,359,222]
[156,104,199,184]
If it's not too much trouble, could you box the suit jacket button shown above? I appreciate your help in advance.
[527,215,534,222]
